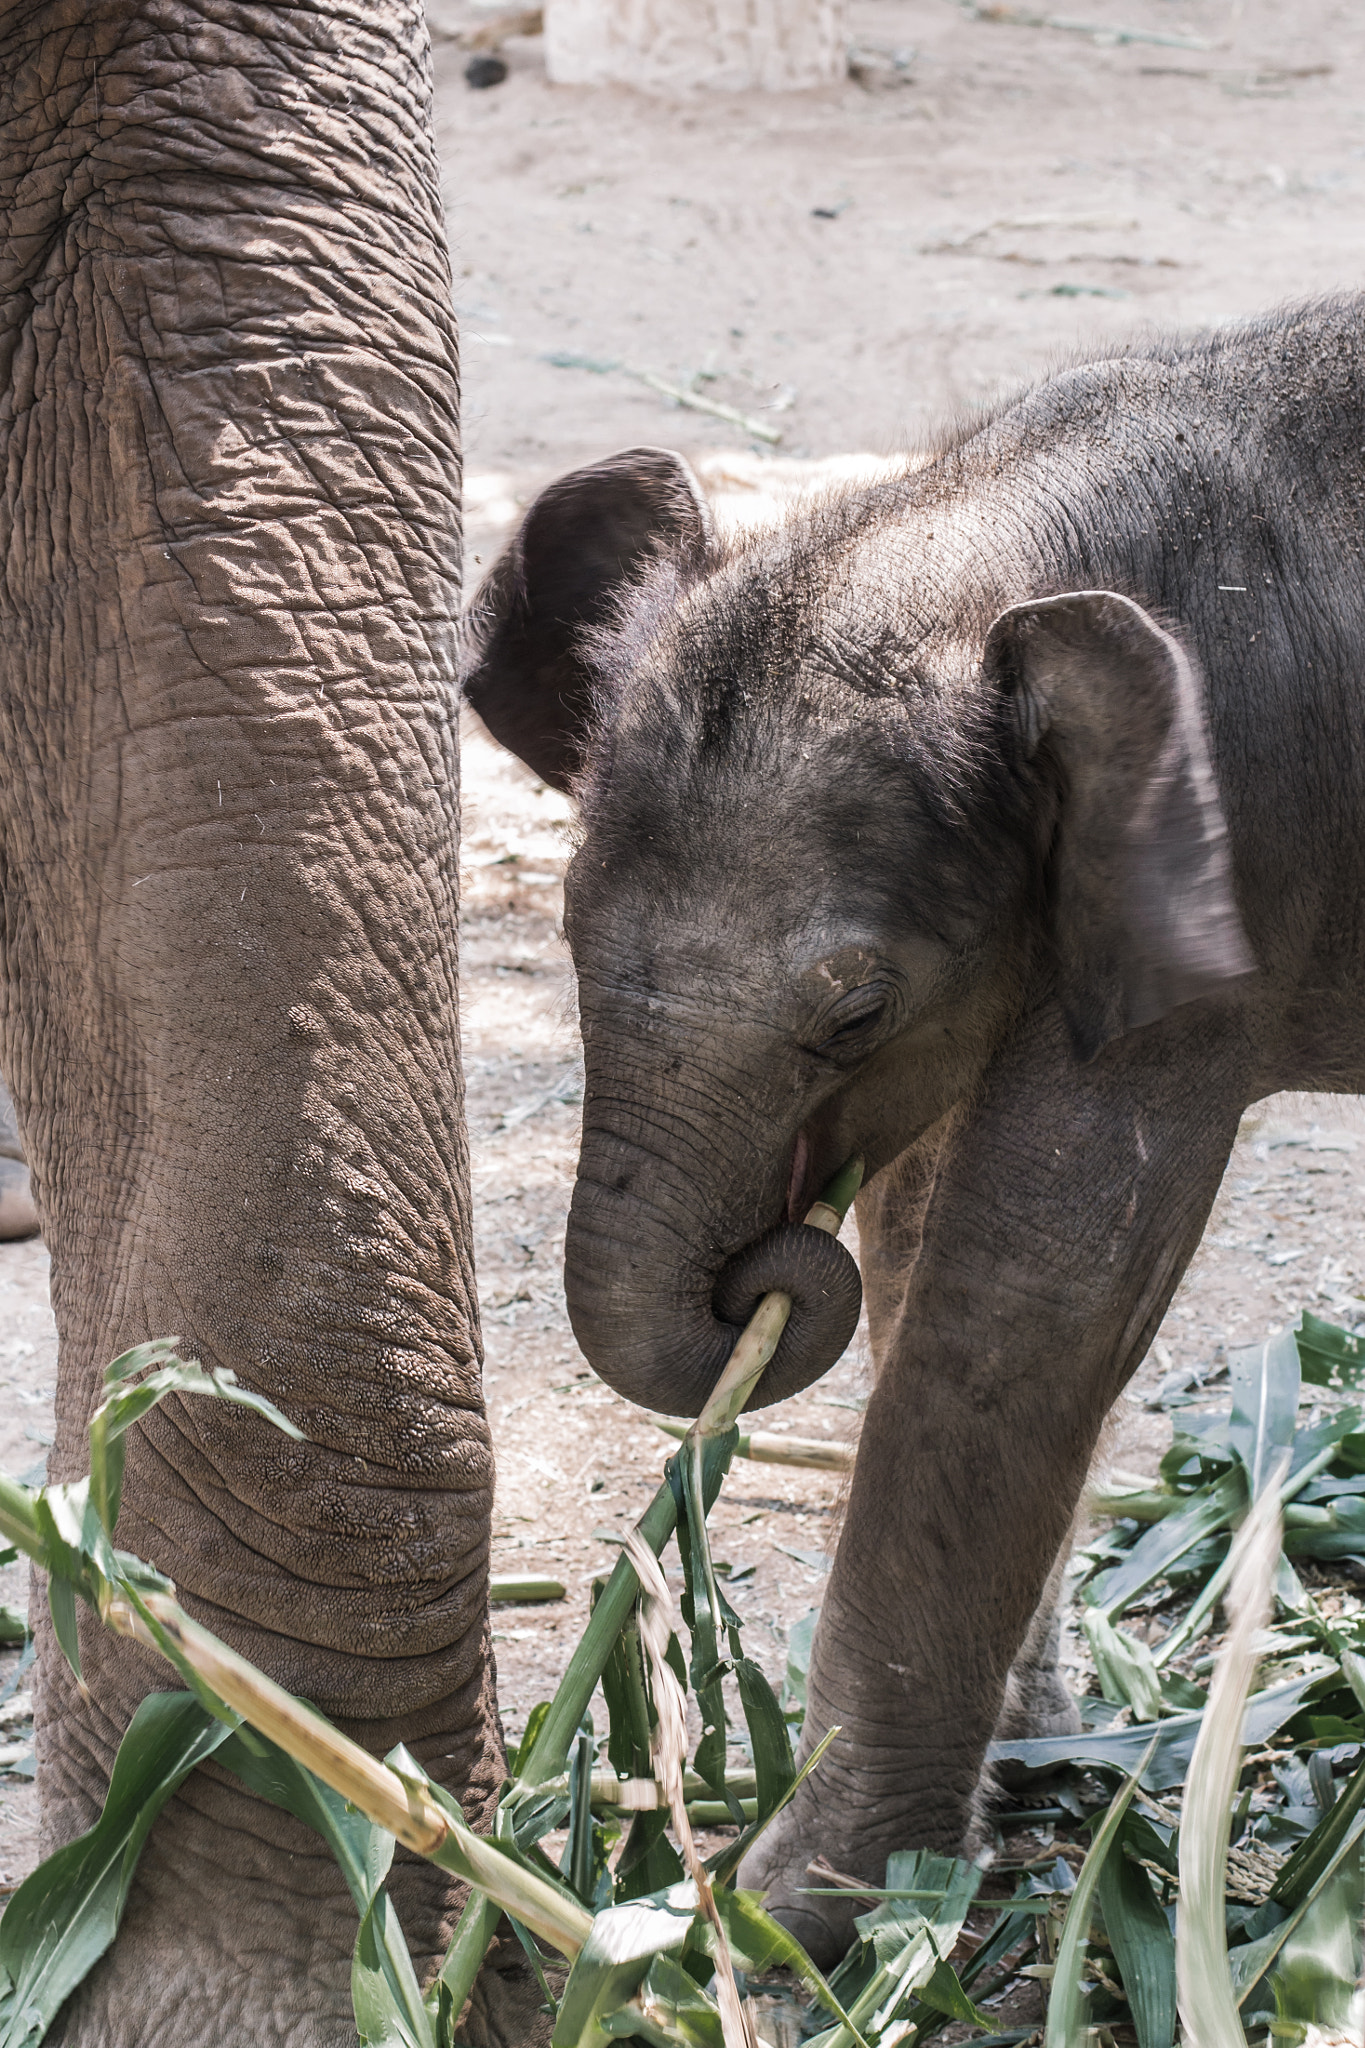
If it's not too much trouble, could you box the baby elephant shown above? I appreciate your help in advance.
[462,297,1365,1959]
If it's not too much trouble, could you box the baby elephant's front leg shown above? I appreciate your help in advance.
[741,1004,1247,1965]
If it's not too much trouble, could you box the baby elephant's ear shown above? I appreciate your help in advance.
[983,589,1255,1059]
[459,446,710,791]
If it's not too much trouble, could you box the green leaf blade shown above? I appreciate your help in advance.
[1097,1845,1175,2048]
[733,1658,796,1819]
[0,1693,229,2048]
[1044,1740,1153,2048]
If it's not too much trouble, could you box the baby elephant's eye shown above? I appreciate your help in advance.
[813,987,892,1059]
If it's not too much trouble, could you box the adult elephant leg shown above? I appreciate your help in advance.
[742,1001,1252,1963]
[0,7,537,2042]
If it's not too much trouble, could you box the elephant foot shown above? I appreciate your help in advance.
[988,1622,1082,1800]
[0,1157,38,1239]
[738,1783,909,1970]
[992,1665,1081,1747]
[460,1931,559,2048]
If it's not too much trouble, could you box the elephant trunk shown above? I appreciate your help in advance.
[566,1077,862,1416]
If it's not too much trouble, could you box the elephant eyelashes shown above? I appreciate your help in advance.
[811,990,893,1060]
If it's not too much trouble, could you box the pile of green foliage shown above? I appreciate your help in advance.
[1,1273,1363,2046]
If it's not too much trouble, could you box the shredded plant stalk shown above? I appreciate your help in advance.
[626,1528,757,2048]
[1176,1473,1284,2048]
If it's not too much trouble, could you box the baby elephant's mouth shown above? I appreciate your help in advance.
[786,1128,813,1221]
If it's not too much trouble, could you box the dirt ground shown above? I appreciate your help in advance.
[3,0,1364,1890]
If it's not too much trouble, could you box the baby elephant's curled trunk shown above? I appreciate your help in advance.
[564,1177,863,1416]
[712,1222,862,1408]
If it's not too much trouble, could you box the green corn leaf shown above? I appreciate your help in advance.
[31,1478,102,1591]
[562,1724,594,1904]
[1258,1837,1363,2033]
[0,1692,231,2048]
[1158,1671,1207,1714]
[1226,1331,1301,1497]
[351,1821,437,2048]
[707,1888,870,2047]
[1096,1843,1176,2048]
[219,1729,474,2048]
[601,1618,653,1780]
[1159,1430,1234,1490]
[670,1440,745,1824]
[1234,1827,1365,2019]
[599,1952,723,2045]
[1045,1738,1155,2048]
[1082,1609,1164,1721]
[988,1670,1320,1789]
[952,1884,1041,1998]
[1335,1431,1365,1474]
[1087,1469,1245,1621]
[512,1701,552,1778]
[804,1852,981,2048]
[100,1339,185,1386]
[732,1657,795,1819]
[914,1953,995,2028]
[1176,1481,1282,2048]
[1287,1405,1365,1476]
[549,1883,698,2048]
[87,1354,303,1536]
[1295,1310,1365,1391]
[46,1574,81,1685]
[1270,1746,1365,1909]
[431,1894,502,2043]
[1120,1809,1177,1881]
[1284,1494,1365,1560]
[217,1726,373,1909]
[705,1723,839,1886]
[614,1810,685,1905]
[449,1772,595,1933]
[97,1571,239,1729]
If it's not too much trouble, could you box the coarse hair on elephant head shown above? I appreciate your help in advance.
[460,446,1253,1419]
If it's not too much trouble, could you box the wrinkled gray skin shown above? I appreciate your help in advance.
[1,7,539,2043]
[463,302,1365,1962]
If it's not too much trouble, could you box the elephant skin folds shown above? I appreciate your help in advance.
[0,5,536,2042]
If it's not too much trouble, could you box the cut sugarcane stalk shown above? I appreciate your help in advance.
[99,1587,594,1958]
[490,1575,566,1603]
[434,1157,866,2018]
[515,1157,863,1791]
[649,1417,854,1471]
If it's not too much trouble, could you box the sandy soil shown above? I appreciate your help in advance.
[437,0,1365,556]
[3,0,1364,1893]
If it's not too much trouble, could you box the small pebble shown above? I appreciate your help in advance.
[466,54,508,89]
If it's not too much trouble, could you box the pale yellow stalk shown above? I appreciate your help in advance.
[690,1172,861,1441]
[649,1416,854,1471]
[1175,1478,1283,2048]
[624,1530,757,2048]
[102,1588,593,1957]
